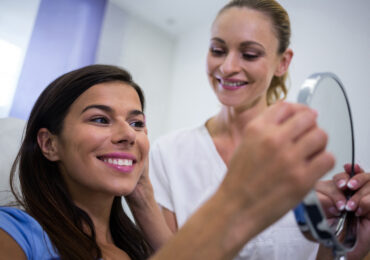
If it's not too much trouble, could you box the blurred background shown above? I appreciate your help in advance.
[1,0,369,169]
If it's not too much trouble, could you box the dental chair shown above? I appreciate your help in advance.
[0,117,26,204]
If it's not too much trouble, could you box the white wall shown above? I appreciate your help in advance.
[0,0,41,117]
[97,2,175,142]
[0,0,176,142]
[2,0,369,170]
[167,0,370,169]
[167,22,218,131]
[282,0,370,169]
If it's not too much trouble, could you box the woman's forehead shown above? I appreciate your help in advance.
[211,7,278,50]
[70,82,142,113]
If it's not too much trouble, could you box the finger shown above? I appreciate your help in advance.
[332,172,350,190]
[344,163,364,174]
[316,180,347,211]
[354,164,365,173]
[347,172,370,191]
[317,192,341,217]
[296,127,328,161]
[280,109,317,142]
[262,102,312,125]
[355,194,370,217]
[305,150,335,188]
[345,181,370,212]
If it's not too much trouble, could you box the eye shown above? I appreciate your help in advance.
[90,116,109,124]
[210,46,226,57]
[129,120,146,130]
[242,53,260,60]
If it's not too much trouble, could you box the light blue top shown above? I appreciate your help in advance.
[0,207,59,259]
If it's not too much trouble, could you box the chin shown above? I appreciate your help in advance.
[107,183,137,197]
[118,188,136,197]
[218,94,247,107]
[218,91,266,109]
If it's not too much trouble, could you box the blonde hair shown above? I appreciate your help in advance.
[218,0,291,105]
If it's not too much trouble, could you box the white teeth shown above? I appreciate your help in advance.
[222,81,246,87]
[103,158,133,166]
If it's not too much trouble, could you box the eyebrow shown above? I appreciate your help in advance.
[211,37,265,50]
[81,104,144,117]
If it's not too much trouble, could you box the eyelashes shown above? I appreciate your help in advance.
[90,116,109,124]
[209,47,261,61]
[242,53,260,60]
[210,47,225,56]
[129,120,146,130]
[89,116,146,130]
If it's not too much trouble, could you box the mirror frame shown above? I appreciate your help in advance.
[294,72,356,258]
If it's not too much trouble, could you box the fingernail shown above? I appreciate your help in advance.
[347,180,358,189]
[345,200,356,211]
[329,206,340,216]
[356,164,364,172]
[337,179,346,188]
[355,207,362,217]
[336,201,346,211]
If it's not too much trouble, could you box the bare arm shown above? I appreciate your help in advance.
[128,194,173,250]
[151,102,335,260]
[162,207,178,233]
[0,229,27,260]
[151,186,256,260]
[125,161,173,250]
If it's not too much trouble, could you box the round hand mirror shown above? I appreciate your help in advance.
[293,72,357,260]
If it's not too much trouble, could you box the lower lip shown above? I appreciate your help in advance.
[101,161,135,173]
[220,82,247,91]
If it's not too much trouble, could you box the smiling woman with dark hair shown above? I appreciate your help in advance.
[1,65,155,259]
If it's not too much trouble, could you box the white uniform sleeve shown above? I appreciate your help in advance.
[149,140,175,212]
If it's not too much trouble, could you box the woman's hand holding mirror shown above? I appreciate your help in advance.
[315,164,370,259]
[339,165,370,260]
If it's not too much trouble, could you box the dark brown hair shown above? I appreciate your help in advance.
[218,0,291,105]
[10,64,152,259]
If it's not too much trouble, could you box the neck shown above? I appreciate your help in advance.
[209,98,268,140]
[72,190,115,245]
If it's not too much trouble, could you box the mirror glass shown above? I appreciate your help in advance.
[309,76,353,181]
[294,73,356,259]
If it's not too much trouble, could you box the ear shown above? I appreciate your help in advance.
[274,48,294,77]
[37,128,60,161]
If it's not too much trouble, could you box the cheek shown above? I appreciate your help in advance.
[84,130,108,144]
[206,54,216,75]
[253,62,272,82]
[71,129,109,157]
[138,135,150,159]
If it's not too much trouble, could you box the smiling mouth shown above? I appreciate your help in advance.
[218,79,248,90]
[97,157,136,166]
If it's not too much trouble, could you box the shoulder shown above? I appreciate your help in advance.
[151,124,209,151]
[0,207,36,230]
[0,207,58,259]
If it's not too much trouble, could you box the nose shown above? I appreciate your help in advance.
[220,52,241,75]
[112,120,136,146]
